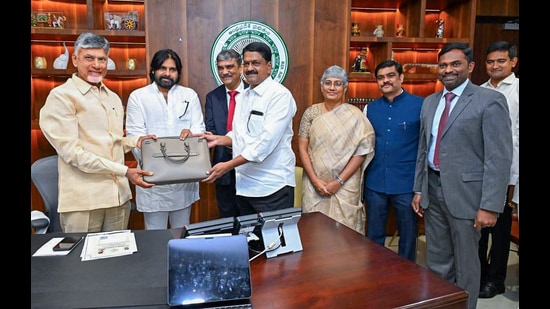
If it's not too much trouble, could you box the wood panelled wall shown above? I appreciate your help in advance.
[477,0,519,18]
[144,0,350,225]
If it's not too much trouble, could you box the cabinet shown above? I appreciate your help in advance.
[30,0,147,129]
[347,0,476,99]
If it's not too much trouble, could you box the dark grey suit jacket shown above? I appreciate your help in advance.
[413,80,512,219]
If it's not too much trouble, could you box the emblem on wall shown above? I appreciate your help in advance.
[210,20,289,85]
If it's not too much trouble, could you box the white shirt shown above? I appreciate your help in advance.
[227,76,297,197]
[125,82,205,212]
[481,73,519,185]
[428,79,469,169]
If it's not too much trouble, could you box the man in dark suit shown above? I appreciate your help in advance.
[411,43,512,309]
[205,49,248,218]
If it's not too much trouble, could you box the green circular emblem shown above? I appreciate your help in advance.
[210,20,289,85]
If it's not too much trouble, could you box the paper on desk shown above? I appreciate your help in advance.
[32,237,73,257]
[80,230,138,261]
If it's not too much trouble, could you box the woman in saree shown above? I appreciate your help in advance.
[298,65,375,235]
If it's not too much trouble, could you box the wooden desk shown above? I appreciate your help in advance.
[249,212,467,308]
[31,212,467,309]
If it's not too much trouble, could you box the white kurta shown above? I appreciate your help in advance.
[125,83,205,212]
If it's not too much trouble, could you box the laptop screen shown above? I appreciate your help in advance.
[167,235,252,307]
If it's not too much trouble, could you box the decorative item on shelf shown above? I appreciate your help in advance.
[403,63,439,74]
[352,48,370,73]
[105,11,139,30]
[351,23,361,36]
[107,58,116,70]
[126,58,137,71]
[435,18,445,38]
[348,97,375,111]
[31,13,37,27]
[53,42,69,70]
[373,25,384,38]
[396,24,405,37]
[34,57,47,69]
[52,13,66,29]
[31,11,66,28]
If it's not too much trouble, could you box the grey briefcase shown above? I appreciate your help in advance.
[139,136,211,185]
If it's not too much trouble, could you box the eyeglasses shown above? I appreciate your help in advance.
[323,80,344,87]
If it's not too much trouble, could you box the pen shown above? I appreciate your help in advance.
[179,101,190,119]
[399,122,406,130]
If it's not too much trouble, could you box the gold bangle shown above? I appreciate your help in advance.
[336,176,345,186]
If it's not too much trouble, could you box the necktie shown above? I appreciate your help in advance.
[226,90,238,132]
[434,92,456,169]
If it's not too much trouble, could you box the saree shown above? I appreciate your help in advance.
[302,103,375,234]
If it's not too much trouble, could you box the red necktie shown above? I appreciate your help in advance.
[226,90,238,132]
[434,92,456,169]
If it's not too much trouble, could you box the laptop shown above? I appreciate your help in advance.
[167,235,253,308]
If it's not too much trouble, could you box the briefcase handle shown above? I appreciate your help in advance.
[160,141,190,163]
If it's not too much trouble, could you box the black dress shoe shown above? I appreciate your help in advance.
[478,281,505,298]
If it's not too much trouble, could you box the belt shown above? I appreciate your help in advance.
[429,168,440,176]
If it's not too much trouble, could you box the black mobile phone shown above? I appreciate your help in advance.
[53,236,83,251]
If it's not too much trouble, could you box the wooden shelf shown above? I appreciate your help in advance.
[31,68,147,78]
[347,0,475,98]
[31,28,145,44]
[350,72,438,82]
[350,36,470,44]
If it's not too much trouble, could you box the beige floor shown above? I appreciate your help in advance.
[385,235,519,308]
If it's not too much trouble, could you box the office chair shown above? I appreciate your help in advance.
[31,155,62,233]
[31,210,50,234]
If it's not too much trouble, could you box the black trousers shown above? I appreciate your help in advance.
[236,185,295,216]
[478,201,513,285]
[215,169,239,218]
